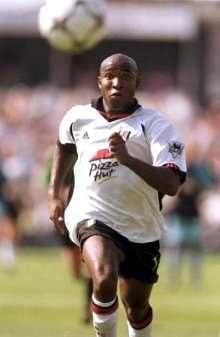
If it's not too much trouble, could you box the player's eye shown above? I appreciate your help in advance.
[105,73,114,80]
[121,74,132,81]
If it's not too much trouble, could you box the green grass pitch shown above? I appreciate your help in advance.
[0,248,219,337]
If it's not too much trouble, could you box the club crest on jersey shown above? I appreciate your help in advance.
[89,149,119,183]
[168,141,184,158]
[118,129,131,142]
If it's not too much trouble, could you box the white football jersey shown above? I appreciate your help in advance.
[59,101,186,245]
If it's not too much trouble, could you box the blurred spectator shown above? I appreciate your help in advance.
[0,156,22,270]
[163,160,216,288]
[199,183,220,252]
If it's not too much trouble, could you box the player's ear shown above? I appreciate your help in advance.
[97,76,102,90]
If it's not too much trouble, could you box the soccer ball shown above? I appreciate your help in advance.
[38,0,106,53]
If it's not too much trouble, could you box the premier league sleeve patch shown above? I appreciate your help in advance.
[168,141,185,158]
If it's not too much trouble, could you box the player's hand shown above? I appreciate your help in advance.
[108,132,130,165]
[49,198,66,234]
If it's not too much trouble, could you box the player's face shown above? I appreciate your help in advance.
[98,62,138,113]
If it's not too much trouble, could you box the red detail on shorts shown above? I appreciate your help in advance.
[89,148,112,162]
[163,163,180,171]
[129,306,153,330]
[91,298,119,315]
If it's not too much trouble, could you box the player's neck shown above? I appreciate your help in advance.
[102,100,133,116]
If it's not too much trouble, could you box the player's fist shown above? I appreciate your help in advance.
[49,198,66,234]
[108,132,130,165]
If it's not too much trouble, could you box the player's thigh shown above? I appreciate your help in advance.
[82,235,124,279]
[119,277,153,308]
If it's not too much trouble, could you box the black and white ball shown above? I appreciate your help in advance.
[38,0,106,53]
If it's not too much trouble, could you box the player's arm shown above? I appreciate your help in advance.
[48,141,77,233]
[108,133,181,196]
[123,157,180,196]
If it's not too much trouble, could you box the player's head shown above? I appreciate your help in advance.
[98,54,140,113]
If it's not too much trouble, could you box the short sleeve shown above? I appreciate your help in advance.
[148,115,187,172]
[59,109,75,145]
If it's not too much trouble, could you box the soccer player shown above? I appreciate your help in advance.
[48,54,187,337]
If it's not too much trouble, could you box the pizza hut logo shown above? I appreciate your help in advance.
[89,148,112,162]
[89,149,118,183]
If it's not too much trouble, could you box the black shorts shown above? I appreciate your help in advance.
[76,220,161,284]
[58,232,77,248]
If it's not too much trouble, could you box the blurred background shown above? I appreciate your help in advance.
[0,1,220,337]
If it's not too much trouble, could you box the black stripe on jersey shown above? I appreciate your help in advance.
[141,123,146,136]
[158,192,163,211]
[69,123,75,142]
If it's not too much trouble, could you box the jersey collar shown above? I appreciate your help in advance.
[91,97,141,122]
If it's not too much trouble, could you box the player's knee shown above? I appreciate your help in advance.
[126,303,150,323]
[93,266,117,299]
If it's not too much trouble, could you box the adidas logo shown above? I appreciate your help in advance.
[82,131,89,139]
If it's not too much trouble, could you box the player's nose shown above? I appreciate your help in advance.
[112,77,123,89]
